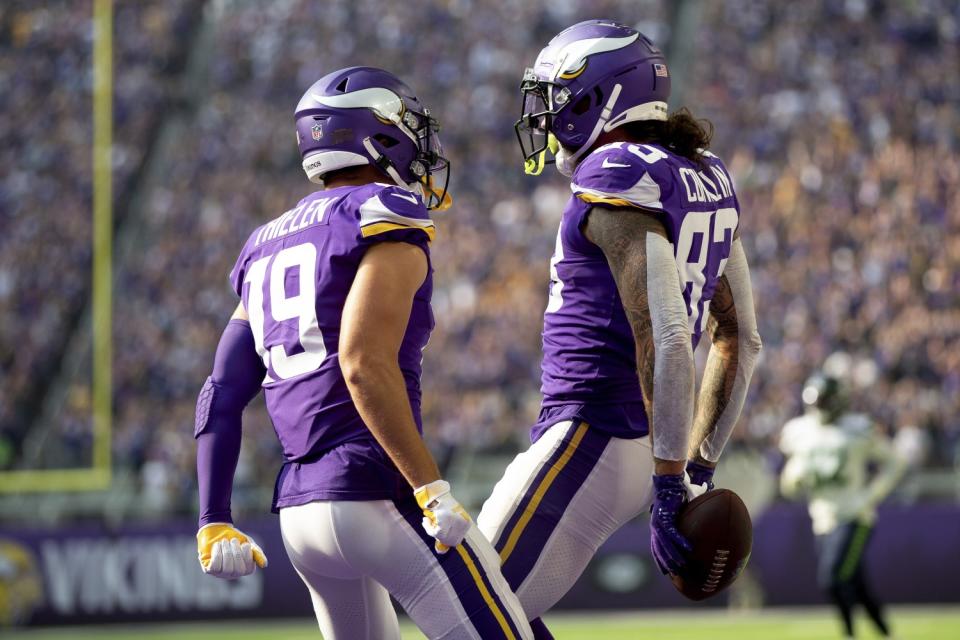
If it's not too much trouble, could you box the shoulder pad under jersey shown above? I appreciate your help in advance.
[355,183,435,242]
[571,142,672,212]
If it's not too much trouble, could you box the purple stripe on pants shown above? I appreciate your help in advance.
[497,422,611,590]
[492,421,581,553]
[393,497,519,639]
[459,536,524,639]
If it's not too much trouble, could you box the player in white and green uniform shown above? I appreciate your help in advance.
[780,373,906,639]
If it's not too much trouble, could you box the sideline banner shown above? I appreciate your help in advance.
[0,520,307,626]
[1,503,957,626]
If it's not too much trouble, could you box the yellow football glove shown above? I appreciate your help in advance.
[415,479,472,554]
[197,523,268,579]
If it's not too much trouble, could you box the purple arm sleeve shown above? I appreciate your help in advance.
[195,319,265,528]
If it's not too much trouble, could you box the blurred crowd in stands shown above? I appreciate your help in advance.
[0,0,201,468]
[2,0,956,515]
[694,0,959,461]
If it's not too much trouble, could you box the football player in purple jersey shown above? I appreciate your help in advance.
[193,67,533,640]
[477,21,764,622]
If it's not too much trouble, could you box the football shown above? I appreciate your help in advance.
[670,488,753,601]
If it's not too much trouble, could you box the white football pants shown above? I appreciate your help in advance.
[477,419,655,619]
[280,497,533,640]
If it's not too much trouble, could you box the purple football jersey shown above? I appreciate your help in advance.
[533,142,740,441]
[229,183,435,508]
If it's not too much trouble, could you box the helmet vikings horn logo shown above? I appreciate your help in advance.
[311,123,323,141]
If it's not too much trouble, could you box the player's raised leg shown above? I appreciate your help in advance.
[478,420,654,617]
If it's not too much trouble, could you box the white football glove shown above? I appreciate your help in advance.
[197,523,268,579]
[414,479,472,554]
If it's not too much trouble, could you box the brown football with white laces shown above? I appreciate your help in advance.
[669,488,753,601]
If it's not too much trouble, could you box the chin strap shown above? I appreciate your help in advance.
[556,83,623,176]
[362,136,415,191]
[524,134,560,176]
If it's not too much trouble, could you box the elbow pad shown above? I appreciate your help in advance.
[195,320,265,437]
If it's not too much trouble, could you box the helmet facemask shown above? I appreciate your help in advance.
[362,103,452,211]
[405,108,452,211]
[514,69,569,176]
[516,66,627,178]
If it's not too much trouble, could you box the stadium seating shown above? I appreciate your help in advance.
[3,0,957,516]
[0,0,203,468]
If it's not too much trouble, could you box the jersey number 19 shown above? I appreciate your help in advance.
[244,242,327,381]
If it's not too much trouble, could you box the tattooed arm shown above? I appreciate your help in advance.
[585,207,695,475]
[688,239,762,468]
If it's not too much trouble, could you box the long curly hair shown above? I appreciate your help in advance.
[622,107,714,166]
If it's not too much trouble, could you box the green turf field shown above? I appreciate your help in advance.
[9,608,960,640]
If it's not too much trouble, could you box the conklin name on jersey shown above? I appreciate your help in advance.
[533,142,740,441]
[779,412,900,535]
[229,183,436,508]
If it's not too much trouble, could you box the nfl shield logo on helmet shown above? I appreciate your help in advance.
[311,123,323,141]
[654,63,669,77]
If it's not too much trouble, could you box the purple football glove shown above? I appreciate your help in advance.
[650,473,693,575]
[686,460,715,491]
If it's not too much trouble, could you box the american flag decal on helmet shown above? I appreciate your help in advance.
[654,63,668,77]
